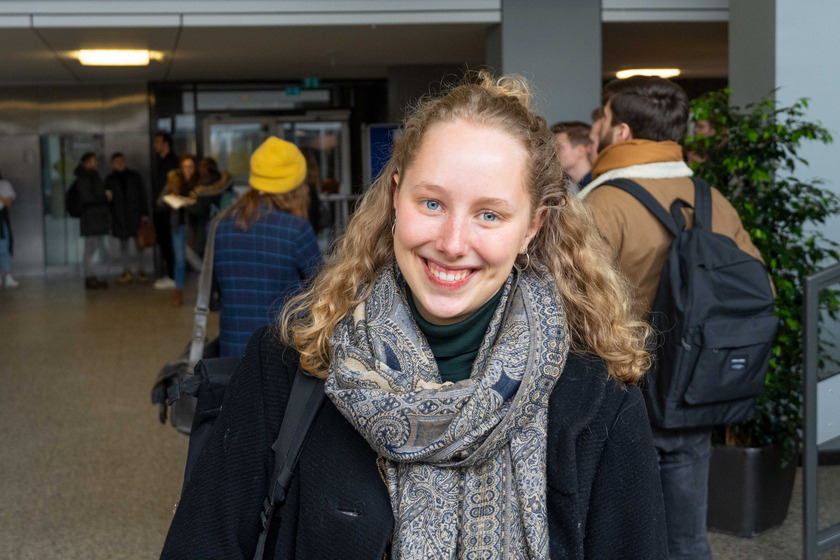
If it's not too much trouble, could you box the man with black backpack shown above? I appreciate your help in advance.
[580,76,773,560]
[73,152,112,290]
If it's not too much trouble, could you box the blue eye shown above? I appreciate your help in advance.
[482,212,498,222]
[424,200,440,211]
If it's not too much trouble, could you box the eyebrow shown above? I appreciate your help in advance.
[412,182,519,213]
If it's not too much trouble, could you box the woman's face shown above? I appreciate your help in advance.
[392,119,543,325]
[181,159,196,181]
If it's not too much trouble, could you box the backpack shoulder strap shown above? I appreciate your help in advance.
[690,177,713,230]
[252,366,326,560]
[603,178,681,236]
[187,216,222,371]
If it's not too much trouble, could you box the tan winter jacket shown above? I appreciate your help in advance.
[583,140,766,319]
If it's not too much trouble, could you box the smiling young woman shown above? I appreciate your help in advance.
[162,71,667,560]
[391,119,541,325]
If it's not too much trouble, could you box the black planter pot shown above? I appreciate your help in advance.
[706,444,797,537]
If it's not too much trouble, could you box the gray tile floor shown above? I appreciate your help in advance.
[1,275,839,559]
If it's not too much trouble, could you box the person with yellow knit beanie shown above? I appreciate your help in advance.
[211,136,321,357]
[248,136,307,195]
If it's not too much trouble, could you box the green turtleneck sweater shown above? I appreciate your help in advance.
[407,287,505,383]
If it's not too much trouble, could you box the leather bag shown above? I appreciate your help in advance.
[136,221,157,251]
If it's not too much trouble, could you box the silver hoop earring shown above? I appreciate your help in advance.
[391,218,396,237]
[514,250,530,272]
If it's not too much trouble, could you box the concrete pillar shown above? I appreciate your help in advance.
[498,0,601,125]
[728,0,775,109]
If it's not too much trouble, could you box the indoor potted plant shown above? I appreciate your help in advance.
[685,89,840,537]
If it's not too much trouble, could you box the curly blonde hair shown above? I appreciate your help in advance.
[281,71,651,383]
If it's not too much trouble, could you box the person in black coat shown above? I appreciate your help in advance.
[75,152,111,289]
[105,152,149,283]
[152,132,180,287]
[162,72,667,559]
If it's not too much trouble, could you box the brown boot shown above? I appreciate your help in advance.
[171,289,183,307]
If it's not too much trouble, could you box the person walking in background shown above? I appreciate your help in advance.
[580,76,766,560]
[186,157,233,259]
[212,137,320,358]
[0,170,18,288]
[74,152,111,290]
[152,133,179,289]
[550,120,593,193]
[105,152,149,284]
[583,107,604,186]
[157,155,199,306]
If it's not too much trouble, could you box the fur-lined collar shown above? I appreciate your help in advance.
[578,140,692,199]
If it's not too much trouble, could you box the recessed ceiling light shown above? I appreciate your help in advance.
[77,50,161,66]
[616,68,681,79]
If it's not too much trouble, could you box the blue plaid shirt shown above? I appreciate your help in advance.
[213,210,321,357]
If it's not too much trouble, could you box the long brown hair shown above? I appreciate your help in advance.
[219,184,309,232]
[166,155,199,196]
[281,71,651,383]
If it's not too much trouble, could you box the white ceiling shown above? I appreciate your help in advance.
[0,23,494,84]
[0,1,728,86]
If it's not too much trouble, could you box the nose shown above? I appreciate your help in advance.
[435,215,468,258]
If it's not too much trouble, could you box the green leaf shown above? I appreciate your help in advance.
[785,317,801,330]
[689,87,835,465]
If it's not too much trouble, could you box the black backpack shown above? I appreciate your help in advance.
[606,178,778,429]
[65,181,82,218]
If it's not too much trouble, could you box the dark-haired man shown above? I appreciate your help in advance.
[152,132,179,289]
[550,121,592,191]
[106,152,149,283]
[74,152,111,289]
[580,76,765,560]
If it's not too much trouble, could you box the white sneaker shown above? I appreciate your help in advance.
[3,274,19,288]
[153,277,177,290]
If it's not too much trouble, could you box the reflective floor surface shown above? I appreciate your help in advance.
[1,275,838,559]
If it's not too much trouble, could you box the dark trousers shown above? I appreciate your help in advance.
[651,425,713,560]
[154,209,174,279]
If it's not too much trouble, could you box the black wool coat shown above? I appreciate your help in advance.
[106,169,148,240]
[74,165,110,237]
[161,327,668,560]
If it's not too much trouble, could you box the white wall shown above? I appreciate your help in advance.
[775,0,840,247]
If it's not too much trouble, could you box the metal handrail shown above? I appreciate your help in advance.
[803,261,840,559]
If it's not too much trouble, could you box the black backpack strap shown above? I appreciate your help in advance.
[252,367,326,560]
[603,178,682,236]
[166,374,202,404]
[690,177,713,230]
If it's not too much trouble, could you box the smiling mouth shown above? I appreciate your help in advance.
[424,259,474,283]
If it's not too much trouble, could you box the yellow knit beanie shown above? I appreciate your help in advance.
[249,136,307,194]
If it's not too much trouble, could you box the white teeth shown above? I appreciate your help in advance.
[428,263,469,282]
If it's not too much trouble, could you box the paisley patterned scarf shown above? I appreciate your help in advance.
[326,262,570,560]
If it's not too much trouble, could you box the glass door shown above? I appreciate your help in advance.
[275,111,351,194]
[204,118,272,185]
[203,111,351,193]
